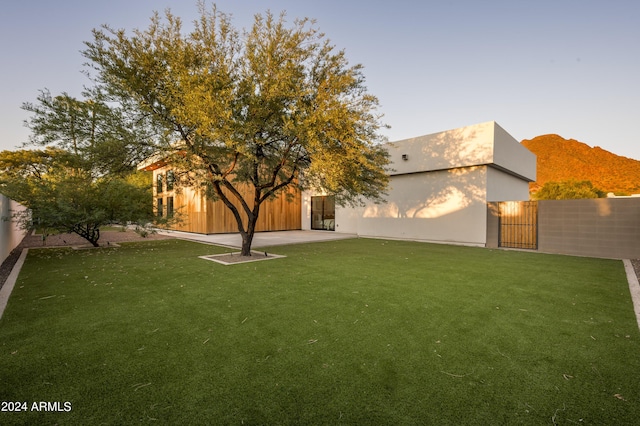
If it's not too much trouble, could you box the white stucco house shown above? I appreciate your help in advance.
[302,121,536,246]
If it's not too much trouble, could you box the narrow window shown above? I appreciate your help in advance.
[157,198,164,217]
[157,174,164,194]
[167,170,175,191]
[167,196,174,218]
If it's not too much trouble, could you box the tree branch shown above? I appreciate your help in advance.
[259,165,298,204]
[210,179,247,235]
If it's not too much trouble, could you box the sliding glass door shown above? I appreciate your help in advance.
[311,196,335,231]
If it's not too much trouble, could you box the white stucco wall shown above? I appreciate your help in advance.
[301,191,360,233]
[387,121,495,175]
[486,167,532,202]
[302,121,535,247]
[329,167,489,246]
[0,194,28,265]
[492,123,536,181]
[334,202,361,234]
[301,192,311,231]
[389,121,535,180]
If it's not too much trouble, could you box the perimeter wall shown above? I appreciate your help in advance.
[0,194,28,264]
[487,198,640,259]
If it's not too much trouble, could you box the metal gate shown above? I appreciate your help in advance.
[498,201,538,249]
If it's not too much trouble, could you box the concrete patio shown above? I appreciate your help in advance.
[155,229,357,248]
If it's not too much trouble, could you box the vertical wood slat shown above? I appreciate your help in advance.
[154,166,301,234]
[498,201,538,249]
[204,184,301,233]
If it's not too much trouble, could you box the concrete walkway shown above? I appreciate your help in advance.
[623,260,640,331]
[155,229,357,248]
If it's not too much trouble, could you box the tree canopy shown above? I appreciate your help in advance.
[1,89,164,247]
[22,89,159,175]
[0,148,154,246]
[83,3,390,255]
[532,180,606,200]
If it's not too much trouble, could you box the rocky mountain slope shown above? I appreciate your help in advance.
[521,134,640,195]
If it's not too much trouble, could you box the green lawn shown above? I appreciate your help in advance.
[1,238,639,424]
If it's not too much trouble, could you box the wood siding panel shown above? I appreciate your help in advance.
[153,166,301,234]
[206,184,301,233]
[166,186,210,233]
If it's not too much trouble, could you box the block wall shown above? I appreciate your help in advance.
[538,198,640,259]
[486,198,640,259]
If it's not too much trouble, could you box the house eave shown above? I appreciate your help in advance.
[388,162,534,183]
[487,163,535,182]
[137,158,167,172]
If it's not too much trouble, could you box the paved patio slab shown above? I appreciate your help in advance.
[155,229,357,248]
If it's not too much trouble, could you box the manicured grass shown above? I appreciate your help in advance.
[1,238,639,424]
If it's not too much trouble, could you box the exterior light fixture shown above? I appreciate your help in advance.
[402,154,408,161]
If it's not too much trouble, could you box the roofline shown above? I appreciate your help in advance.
[388,162,534,182]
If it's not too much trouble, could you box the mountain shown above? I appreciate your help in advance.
[521,134,640,195]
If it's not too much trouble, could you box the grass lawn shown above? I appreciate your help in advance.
[1,238,639,424]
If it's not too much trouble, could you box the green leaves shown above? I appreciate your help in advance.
[0,148,155,246]
[22,89,156,176]
[83,4,389,199]
[81,3,390,253]
[533,180,606,200]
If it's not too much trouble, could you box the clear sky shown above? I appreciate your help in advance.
[1,0,639,160]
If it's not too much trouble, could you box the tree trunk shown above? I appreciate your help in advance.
[210,179,264,257]
[209,179,267,256]
[240,230,254,256]
[72,224,101,247]
[240,209,259,256]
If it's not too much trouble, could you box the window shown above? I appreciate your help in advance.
[157,198,164,217]
[167,196,174,218]
[157,174,164,194]
[311,196,335,231]
[167,170,175,191]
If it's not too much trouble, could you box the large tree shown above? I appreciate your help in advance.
[0,88,164,246]
[0,148,154,246]
[22,89,159,175]
[83,4,390,255]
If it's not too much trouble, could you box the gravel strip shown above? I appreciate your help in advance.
[632,259,640,285]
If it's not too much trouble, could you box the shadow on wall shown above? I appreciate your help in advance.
[389,125,491,174]
[363,167,486,219]
[365,125,490,220]
[425,126,490,166]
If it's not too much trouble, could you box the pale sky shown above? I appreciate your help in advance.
[1,0,639,160]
